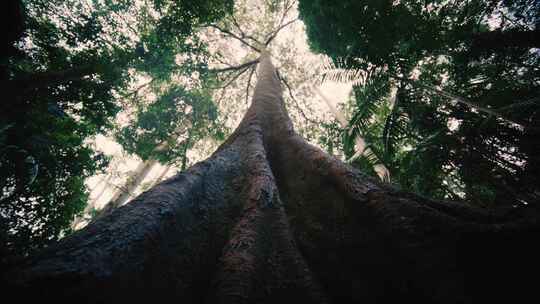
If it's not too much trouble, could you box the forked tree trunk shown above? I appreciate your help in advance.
[6,53,539,303]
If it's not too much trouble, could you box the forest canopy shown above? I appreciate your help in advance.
[1,1,539,303]
[1,0,233,256]
[1,0,539,271]
[300,0,539,207]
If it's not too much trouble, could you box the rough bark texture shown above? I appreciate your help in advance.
[5,54,539,303]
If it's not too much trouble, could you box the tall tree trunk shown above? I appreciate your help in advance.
[6,53,539,303]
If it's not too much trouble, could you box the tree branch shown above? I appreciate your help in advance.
[209,59,260,73]
[230,14,247,38]
[229,15,261,46]
[212,65,251,90]
[122,79,155,100]
[265,18,298,46]
[279,72,318,124]
[393,76,523,126]
[277,0,296,30]
[208,24,261,52]
[471,29,540,51]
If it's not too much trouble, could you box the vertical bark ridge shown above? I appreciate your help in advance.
[207,122,276,303]
[267,134,479,303]
[260,196,330,304]
[207,54,328,303]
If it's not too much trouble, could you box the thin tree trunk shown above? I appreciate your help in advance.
[151,165,172,187]
[314,87,390,180]
[71,175,113,230]
[99,134,188,217]
[6,53,539,303]
[98,159,158,216]
[181,133,191,171]
[92,174,113,203]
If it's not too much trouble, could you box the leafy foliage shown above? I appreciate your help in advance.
[116,85,223,167]
[300,0,540,208]
[1,0,233,257]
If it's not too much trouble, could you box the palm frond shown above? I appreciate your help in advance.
[319,68,369,86]
[317,55,374,86]
[381,91,416,158]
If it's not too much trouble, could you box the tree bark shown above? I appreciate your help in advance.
[5,53,539,303]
